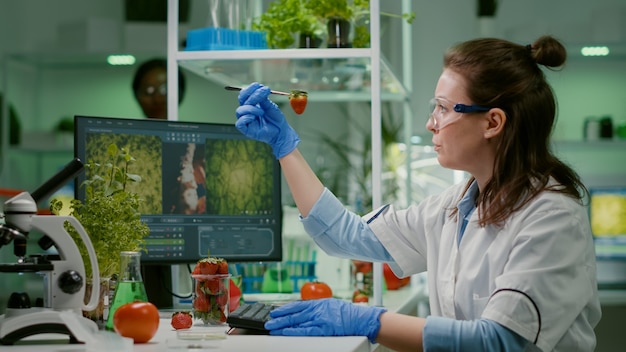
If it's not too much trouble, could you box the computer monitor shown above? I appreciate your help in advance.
[589,187,626,238]
[590,187,626,260]
[589,187,626,289]
[74,115,283,306]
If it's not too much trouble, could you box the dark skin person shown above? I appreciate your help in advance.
[135,66,168,119]
[132,58,186,120]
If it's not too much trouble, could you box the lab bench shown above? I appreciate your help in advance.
[2,284,623,351]
[1,282,423,352]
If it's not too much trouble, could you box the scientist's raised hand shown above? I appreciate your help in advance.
[235,82,300,159]
[265,298,387,343]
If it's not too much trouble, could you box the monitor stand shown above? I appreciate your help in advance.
[141,264,173,309]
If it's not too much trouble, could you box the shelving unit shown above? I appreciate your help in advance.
[166,0,413,306]
[553,140,626,188]
[176,51,407,102]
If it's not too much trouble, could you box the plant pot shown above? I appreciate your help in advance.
[327,17,352,48]
[83,277,113,330]
[299,33,323,49]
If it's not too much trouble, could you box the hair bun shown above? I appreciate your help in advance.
[531,36,566,68]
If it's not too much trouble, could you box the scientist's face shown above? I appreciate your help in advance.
[428,69,494,179]
[136,67,167,119]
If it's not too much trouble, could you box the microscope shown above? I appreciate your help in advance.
[0,158,101,345]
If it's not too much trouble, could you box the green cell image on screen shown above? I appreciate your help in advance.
[204,139,274,216]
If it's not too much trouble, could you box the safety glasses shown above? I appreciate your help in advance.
[138,83,167,98]
[428,97,492,131]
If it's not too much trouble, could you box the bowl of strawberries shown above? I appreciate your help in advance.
[191,257,231,326]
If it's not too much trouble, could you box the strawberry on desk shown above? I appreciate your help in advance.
[171,311,193,330]
[193,257,229,275]
[195,258,216,274]
[217,259,229,274]
[193,293,210,312]
[352,289,369,304]
[191,256,230,325]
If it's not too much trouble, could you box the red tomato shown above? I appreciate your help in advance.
[383,263,410,290]
[300,281,333,300]
[113,302,160,343]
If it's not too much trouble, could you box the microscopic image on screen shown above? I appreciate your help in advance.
[85,133,163,214]
[204,139,274,216]
[162,142,207,215]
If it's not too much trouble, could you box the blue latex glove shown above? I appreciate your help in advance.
[235,82,300,159]
[265,298,387,343]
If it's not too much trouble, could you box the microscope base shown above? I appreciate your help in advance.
[0,309,98,345]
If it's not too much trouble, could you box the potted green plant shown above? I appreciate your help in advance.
[50,143,150,324]
[253,0,415,49]
[345,0,416,48]
[306,0,354,47]
[252,0,323,49]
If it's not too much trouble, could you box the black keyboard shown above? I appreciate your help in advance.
[227,302,276,331]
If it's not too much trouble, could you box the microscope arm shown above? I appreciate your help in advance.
[32,215,100,312]
[64,217,100,311]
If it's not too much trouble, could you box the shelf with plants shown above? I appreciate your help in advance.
[177,49,408,102]
[167,0,413,104]
[166,0,415,306]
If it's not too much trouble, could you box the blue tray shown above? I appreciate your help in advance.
[185,27,267,51]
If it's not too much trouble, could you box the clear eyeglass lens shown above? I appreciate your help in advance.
[142,84,167,97]
[428,98,437,115]
[428,98,450,128]
[428,98,468,130]
[428,99,441,114]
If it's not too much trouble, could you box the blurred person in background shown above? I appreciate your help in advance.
[132,58,186,119]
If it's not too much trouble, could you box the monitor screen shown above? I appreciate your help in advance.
[590,187,626,237]
[589,187,626,261]
[73,115,283,264]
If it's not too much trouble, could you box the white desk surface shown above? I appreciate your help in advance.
[3,286,422,352]
[4,285,621,351]
[4,324,369,352]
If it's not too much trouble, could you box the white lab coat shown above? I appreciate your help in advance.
[367,180,601,351]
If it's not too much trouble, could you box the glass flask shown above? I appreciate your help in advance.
[105,251,148,331]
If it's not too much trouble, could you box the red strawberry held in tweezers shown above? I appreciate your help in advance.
[289,90,308,115]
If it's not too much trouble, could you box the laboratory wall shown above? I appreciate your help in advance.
[1,1,626,350]
[2,0,626,187]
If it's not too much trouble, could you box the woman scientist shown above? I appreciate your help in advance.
[233,35,601,351]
